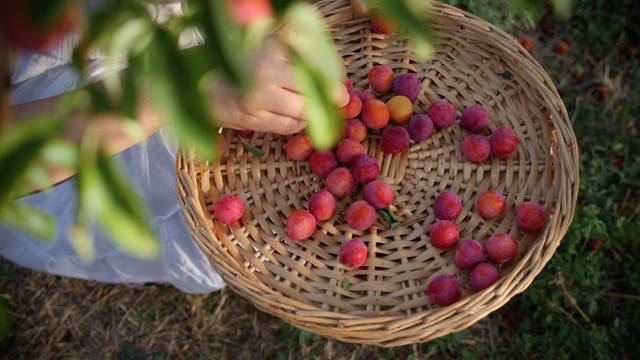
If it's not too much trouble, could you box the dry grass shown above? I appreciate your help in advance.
[0,259,513,359]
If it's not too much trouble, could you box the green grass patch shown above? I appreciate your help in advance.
[438,0,640,358]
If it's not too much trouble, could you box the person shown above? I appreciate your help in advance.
[0,0,349,293]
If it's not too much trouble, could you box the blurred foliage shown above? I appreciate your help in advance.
[442,0,572,30]
[443,0,528,30]
[0,0,431,260]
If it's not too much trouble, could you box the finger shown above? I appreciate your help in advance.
[243,111,307,135]
[334,83,350,108]
[255,86,307,120]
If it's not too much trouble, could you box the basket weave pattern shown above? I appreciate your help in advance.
[177,1,579,346]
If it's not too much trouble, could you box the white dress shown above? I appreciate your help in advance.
[0,1,226,294]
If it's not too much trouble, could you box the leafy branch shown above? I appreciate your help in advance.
[0,0,439,259]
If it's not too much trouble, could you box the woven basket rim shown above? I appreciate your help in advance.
[176,0,579,347]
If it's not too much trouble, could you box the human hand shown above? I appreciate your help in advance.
[209,35,349,135]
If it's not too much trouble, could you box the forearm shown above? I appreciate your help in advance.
[11,84,166,190]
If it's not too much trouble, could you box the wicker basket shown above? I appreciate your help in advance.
[176,0,579,346]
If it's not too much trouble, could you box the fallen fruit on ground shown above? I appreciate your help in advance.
[518,35,533,52]
[555,40,569,54]
[588,239,604,253]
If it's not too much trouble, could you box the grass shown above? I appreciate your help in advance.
[1,0,640,358]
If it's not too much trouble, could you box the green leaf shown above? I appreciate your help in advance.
[192,1,251,91]
[549,0,573,19]
[283,4,345,86]
[292,58,343,150]
[378,208,401,229]
[240,138,267,157]
[148,28,216,156]
[41,139,79,168]
[498,71,514,80]
[77,150,160,259]
[68,224,96,263]
[85,0,149,42]
[24,165,52,193]
[342,277,351,289]
[181,45,217,85]
[102,17,154,101]
[97,152,160,258]
[0,118,62,202]
[25,0,67,27]
[373,0,435,60]
[0,203,57,241]
[284,3,345,150]
[118,54,145,120]
[271,0,297,16]
[509,0,542,13]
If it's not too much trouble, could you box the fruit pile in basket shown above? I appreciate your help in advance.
[213,63,548,307]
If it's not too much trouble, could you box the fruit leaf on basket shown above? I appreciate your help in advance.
[498,71,514,80]
[281,3,345,150]
[378,208,402,230]
[239,137,267,157]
